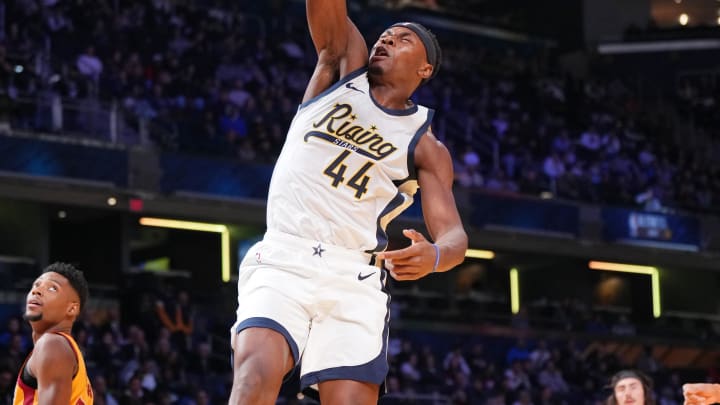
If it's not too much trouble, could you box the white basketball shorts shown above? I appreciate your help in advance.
[230,229,390,391]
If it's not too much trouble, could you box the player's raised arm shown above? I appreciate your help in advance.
[303,0,368,102]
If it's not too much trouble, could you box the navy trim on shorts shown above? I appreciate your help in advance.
[235,317,300,366]
[299,289,391,393]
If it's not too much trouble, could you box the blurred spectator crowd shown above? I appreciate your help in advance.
[0,294,710,405]
[1,2,719,404]
[1,0,719,216]
[0,266,716,405]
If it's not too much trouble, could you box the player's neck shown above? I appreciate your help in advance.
[369,84,414,111]
[368,73,416,110]
[31,322,73,343]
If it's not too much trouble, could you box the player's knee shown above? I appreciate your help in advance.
[229,376,277,405]
[232,327,293,374]
[326,396,374,405]
[319,381,379,405]
[323,393,378,405]
[230,355,274,403]
[231,363,263,392]
[233,348,267,381]
[231,346,284,392]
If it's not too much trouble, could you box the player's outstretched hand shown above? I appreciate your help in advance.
[683,383,720,405]
[377,229,438,281]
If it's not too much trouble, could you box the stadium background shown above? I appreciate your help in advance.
[1,0,720,403]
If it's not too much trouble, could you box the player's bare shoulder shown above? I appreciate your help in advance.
[415,126,453,175]
[30,333,76,368]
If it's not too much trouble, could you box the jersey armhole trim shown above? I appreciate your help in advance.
[406,108,435,182]
[298,67,368,110]
[54,332,80,379]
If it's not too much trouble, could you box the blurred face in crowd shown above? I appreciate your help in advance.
[614,377,645,405]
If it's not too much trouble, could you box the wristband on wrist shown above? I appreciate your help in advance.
[431,243,440,273]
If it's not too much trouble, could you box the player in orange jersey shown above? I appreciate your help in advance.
[14,262,93,405]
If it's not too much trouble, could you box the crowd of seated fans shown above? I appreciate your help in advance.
[2,0,719,215]
[384,334,696,405]
[0,265,716,405]
[391,279,720,345]
[0,290,708,405]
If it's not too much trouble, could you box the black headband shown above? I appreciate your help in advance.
[390,22,441,80]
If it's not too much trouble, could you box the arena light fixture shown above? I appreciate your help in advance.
[465,249,495,259]
[588,261,661,318]
[588,261,656,274]
[139,217,231,283]
[510,268,520,314]
[679,13,689,26]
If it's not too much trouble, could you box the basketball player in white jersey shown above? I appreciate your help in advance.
[228,0,468,403]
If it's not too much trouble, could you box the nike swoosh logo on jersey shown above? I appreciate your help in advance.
[345,82,364,93]
[357,271,376,281]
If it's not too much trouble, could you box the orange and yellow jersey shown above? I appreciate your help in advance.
[14,332,94,405]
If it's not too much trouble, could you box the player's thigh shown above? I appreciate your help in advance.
[232,326,294,381]
[318,379,380,405]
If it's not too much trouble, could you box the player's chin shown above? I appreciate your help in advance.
[368,63,385,77]
[23,311,42,322]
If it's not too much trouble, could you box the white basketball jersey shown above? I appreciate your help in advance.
[266,68,434,253]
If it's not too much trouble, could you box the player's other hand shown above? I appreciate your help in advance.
[377,229,438,281]
[683,383,720,405]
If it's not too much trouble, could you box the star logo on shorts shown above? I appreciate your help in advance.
[312,243,325,257]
